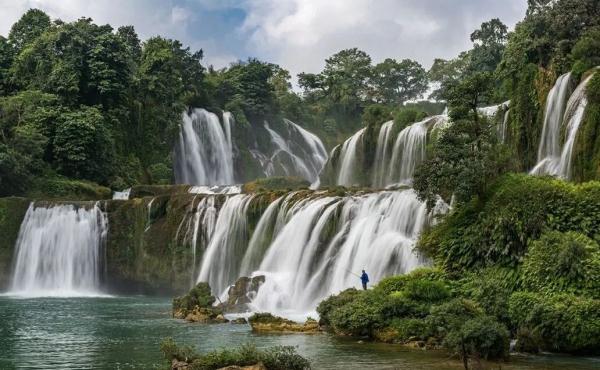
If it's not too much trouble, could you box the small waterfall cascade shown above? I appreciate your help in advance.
[262,120,328,185]
[174,108,235,186]
[530,73,574,175]
[9,202,108,297]
[372,121,395,188]
[112,188,131,200]
[188,185,241,195]
[196,194,255,295]
[531,73,593,178]
[386,118,429,186]
[336,128,366,186]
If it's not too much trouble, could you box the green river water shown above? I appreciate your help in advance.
[0,296,598,369]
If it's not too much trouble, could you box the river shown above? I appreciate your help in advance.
[0,296,598,369]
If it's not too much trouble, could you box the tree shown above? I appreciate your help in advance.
[371,58,428,105]
[428,53,470,100]
[469,19,508,73]
[322,48,372,114]
[414,72,510,208]
[53,107,114,183]
[8,8,51,53]
[0,36,14,96]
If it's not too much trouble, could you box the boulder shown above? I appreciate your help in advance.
[248,313,320,333]
[220,275,265,313]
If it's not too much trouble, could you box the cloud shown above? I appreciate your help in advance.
[239,0,527,79]
[0,0,528,75]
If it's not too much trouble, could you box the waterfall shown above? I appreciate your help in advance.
[499,109,510,144]
[263,120,328,185]
[174,108,235,186]
[196,195,254,295]
[530,73,574,175]
[386,118,429,186]
[191,189,445,318]
[336,128,365,186]
[9,203,108,297]
[530,73,593,178]
[372,121,395,188]
[112,188,131,200]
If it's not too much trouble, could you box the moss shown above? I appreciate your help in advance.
[0,197,30,289]
[572,72,600,181]
[26,177,111,200]
[242,176,310,193]
[129,184,191,198]
[248,313,320,333]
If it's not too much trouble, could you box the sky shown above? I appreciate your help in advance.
[0,0,528,79]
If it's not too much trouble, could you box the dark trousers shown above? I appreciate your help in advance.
[362,282,367,290]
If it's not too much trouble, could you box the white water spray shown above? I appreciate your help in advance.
[9,203,108,297]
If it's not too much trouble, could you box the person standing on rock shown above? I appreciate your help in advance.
[360,270,369,290]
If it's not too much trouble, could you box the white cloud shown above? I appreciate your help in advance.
[240,0,527,79]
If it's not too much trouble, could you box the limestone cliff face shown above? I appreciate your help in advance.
[0,188,277,295]
[0,197,30,290]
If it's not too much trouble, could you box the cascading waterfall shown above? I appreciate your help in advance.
[193,189,445,319]
[372,121,395,188]
[531,73,593,178]
[9,202,108,297]
[530,73,574,176]
[174,108,235,186]
[196,195,254,295]
[336,128,365,186]
[112,188,131,200]
[263,120,328,185]
[386,118,429,186]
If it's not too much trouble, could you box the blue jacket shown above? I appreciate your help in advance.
[360,272,369,283]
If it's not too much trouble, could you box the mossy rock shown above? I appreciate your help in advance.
[242,176,310,193]
[0,197,30,289]
[129,185,191,199]
[26,177,111,200]
[248,313,320,333]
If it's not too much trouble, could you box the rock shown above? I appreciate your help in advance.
[217,363,267,370]
[183,306,229,324]
[231,317,248,324]
[171,359,189,370]
[248,313,320,333]
[220,275,265,313]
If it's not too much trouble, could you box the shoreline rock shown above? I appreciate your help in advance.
[248,313,320,333]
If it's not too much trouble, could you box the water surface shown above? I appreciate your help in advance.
[0,296,597,369]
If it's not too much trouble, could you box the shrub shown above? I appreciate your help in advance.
[328,290,385,336]
[316,288,361,326]
[375,267,446,295]
[161,338,311,370]
[522,231,600,298]
[379,292,430,320]
[173,282,216,314]
[427,299,483,338]
[509,292,600,354]
[443,316,509,360]
[403,279,450,303]
[457,267,520,323]
[418,174,600,271]
[390,317,432,342]
[393,107,427,129]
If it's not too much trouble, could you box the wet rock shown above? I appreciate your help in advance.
[220,275,265,313]
[231,317,248,324]
[183,306,229,323]
[217,363,267,370]
[248,313,320,333]
[171,359,189,370]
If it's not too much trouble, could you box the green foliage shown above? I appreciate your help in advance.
[361,104,392,127]
[375,268,446,295]
[53,107,114,183]
[389,317,432,342]
[173,282,216,314]
[443,315,509,360]
[509,292,600,354]
[521,231,600,297]
[161,339,310,370]
[570,27,600,78]
[316,288,361,327]
[8,9,51,54]
[393,107,427,129]
[572,73,600,181]
[457,267,520,323]
[418,174,600,271]
[242,176,310,193]
[328,289,385,336]
[370,58,427,105]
